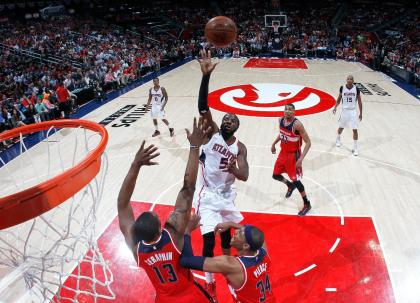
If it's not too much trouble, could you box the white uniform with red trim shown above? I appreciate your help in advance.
[193,133,243,235]
[338,85,360,129]
[150,86,166,119]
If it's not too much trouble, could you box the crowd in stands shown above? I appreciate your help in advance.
[1,0,419,149]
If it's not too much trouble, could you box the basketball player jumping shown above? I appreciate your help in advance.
[117,117,214,303]
[180,215,277,303]
[271,103,312,216]
[146,77,174,137]
[333,75,363,156]
[194,49,249,301]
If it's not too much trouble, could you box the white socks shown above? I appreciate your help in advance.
[353,140,358,150]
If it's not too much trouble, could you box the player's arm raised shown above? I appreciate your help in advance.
[294,121,311,169]
[161,87,168,110]
[197,49,219,135]
[117,142,159,254]
[165,118,211,238]
[224,142,249,181]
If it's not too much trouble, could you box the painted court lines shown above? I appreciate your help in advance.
[60,202,395,303]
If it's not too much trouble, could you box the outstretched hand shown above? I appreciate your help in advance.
[186,213,201,234]
[133,141,160,166]
[197,49,218,75]
[185,116,212,147]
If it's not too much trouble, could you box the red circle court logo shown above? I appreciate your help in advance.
[208,83,336,117]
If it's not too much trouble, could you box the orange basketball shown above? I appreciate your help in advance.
[204,16,237,48]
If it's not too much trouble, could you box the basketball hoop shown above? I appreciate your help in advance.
[0,120,115,302]
[273,24,280,33]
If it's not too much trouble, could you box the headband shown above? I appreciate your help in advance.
[244,225,259,251]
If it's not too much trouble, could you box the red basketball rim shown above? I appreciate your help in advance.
[0,119,108,230]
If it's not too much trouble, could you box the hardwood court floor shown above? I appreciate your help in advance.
[2,58,420,303]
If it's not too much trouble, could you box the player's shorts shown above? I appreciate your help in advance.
[338,108,358,129]
[273,150,302,181]
[193,187,243,235]
[151,105,166,119]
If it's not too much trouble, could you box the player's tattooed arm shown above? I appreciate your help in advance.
[165,118,211,240]
[118,142,159,254]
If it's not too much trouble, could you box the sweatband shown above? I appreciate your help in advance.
[180,234,205,270]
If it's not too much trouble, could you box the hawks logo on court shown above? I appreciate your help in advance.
[208,83,336,117]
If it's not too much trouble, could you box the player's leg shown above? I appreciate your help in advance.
[352,129,358,155]
[351,111,359,155]
[220,229,231,256]
[151,106,160,137]
[336,110,346,147]
[198,207,221,302]
[161,118,174,137]
[152,118,160,137]
[336,127,344,146]
[220,206,243,256]
[273,152,295,198]
[287,152,311,216]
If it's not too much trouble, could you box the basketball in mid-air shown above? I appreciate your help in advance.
[204,16,237,48]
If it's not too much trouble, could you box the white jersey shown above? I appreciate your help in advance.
[340,85,359,110]
[197,133,239,193]
[150,87,165,106]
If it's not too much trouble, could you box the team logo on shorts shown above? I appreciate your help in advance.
[208,83,336,117]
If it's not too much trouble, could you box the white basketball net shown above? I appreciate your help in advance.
[0,125,115,302]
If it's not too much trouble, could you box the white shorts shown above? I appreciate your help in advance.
[151,105,166,119]
[338,109,358,129]
[193,187,243,235]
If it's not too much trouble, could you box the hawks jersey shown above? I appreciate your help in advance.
[150,87,165,106]
[197,132,239,192]
[279,117,302,153]
[230,248,276,303]
[340,85,359,110]
[137,229,209,302]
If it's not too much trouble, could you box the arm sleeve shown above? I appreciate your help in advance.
[198,75,210,114]
[356,87,360,95]
[179,234,205,270]
[339,86,343,94]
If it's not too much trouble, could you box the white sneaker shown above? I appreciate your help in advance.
[352,149,359,156]
[335,139,341,147]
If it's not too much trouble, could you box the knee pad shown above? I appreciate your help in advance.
[202,232,215,257]
[220,229,232,249]
[293,180,305,193]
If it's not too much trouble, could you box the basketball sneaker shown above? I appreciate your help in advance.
[205,281,218,303]
[285,183,296,198]
[352,149,359,156]
[169,128,174,137]
[298,203,311,216]
[152,130,160,137]
[335,139,341,147]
